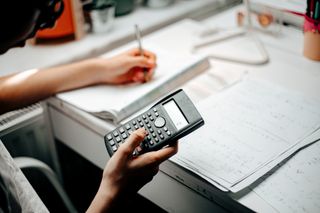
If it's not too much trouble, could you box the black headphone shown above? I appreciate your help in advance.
[36,0,64,29]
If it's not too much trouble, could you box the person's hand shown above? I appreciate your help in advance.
[87,128,178,212]
[94,48,157,85]
[103,128,177,195]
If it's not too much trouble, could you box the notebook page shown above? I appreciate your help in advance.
[252,135,320,213]
[171,79,320,191]
[57,43,205,121]
[58,47,185,111]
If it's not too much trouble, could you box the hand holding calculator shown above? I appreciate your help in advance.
[104,89,204,156]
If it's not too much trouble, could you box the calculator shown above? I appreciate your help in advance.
[104,89,204,156]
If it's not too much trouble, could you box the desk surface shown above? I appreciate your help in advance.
[5,3,320,213]
[0,0,231,75]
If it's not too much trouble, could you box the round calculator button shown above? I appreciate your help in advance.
[154,117,165,128]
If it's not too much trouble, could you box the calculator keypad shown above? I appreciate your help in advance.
[105,107,175,156]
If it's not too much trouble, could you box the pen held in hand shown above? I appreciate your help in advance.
[134,24,149,82]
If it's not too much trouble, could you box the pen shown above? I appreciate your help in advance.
[134,24,148,82]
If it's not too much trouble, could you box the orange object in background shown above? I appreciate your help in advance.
[36,0,85,42]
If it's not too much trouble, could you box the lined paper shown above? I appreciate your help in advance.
[172,79,320,192]
[253,137,320,213]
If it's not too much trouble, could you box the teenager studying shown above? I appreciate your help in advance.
[0,1,178,212]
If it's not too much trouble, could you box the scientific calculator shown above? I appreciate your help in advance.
[104,89,204,156]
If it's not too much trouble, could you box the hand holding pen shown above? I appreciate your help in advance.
[135,24,155,82]
[88,25,156,85]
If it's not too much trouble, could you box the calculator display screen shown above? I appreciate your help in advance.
[163,100,188,130]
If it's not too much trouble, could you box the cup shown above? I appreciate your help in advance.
[303,31,320,61]
[303,17,320,61]
[90,1,115,33]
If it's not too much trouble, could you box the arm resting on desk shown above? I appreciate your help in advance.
[0,48,156,114]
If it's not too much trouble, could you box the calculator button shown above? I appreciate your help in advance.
[112,146,117,152]
[125,124,131,130]
[119,127,125,133]
[167,131,171,136]
[163,127,168,132]
[116,136,121,142]
[113,131,119,137]
[160,134,164,139]
[157,130,162,134]
[145,120,149,124]
[128,130,133,135]
[137,118,142,122]
[132,120,136,125]
[122,133,128,139]
[150,116,154,121]
[149,140,154,145]
[139,122,144,127]
[147,112,151,117]
[152,133,156,138]
[142,115,146,119]
[155,112,159,117]
[147,124,151,128]
[154,117,165,128]
[155,138,159,143]
[134,125,139,129]
[147,136,151,141]
[153,108,157,112]
[143,142,148,148]
[109,140,115,146]
[106,134,112,141]
[149,128,154,133]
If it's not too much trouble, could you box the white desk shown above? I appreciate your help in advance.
[0,0,232,75]
[45,5,320,213]
[1,1,319,212]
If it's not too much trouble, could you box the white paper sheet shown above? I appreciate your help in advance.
[172,79,320,192]
[252,133,320,213]
[57,43,208,123]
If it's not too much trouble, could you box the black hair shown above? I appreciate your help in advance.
[32,0,64,29]
[0,0,64,52]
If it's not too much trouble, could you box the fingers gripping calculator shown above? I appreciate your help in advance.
[104,89,204,156]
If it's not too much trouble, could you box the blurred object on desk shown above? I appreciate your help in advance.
[34,0,86,43]
[303,0,320,61]
[85,0,116,33]
[144,0,174,8]
[193,0,269,65]
[237,6,283,36]
[114,0,135,16]
[250,0,306,28]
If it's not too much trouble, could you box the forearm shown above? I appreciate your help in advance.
[86,181,120,213]
[0,59,102,114]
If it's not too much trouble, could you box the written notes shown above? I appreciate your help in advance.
[253,140,320,212]
[172,79,320,191]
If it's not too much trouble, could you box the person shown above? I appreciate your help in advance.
[0,0,178,212]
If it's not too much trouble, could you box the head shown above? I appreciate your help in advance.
[0,0,64,54]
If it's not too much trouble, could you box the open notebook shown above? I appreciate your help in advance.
[57,44,209,124]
